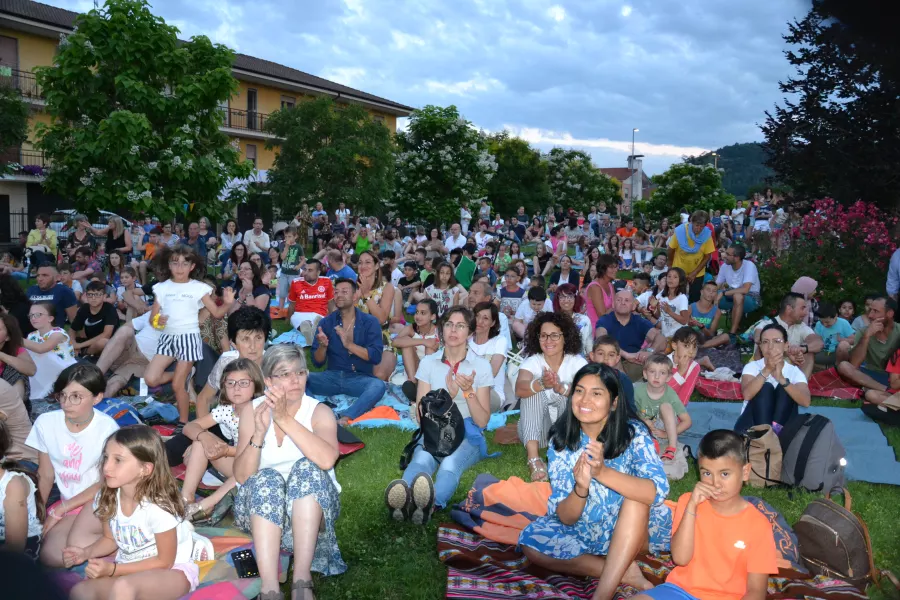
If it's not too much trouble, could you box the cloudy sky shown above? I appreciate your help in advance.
[53,0,809,175]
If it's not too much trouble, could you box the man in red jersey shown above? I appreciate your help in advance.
[287,258,335,345]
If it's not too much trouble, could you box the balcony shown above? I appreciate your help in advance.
[1,148,47,179]
[219,107,276,140]
[0,66,44,104]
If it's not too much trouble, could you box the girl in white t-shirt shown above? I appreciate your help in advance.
[25,363,119,568]
[0,415,44,558]
[144,245,237,424]
[653,267,690,339]
[179,359,264,522]
[65,425,208,599]
[22,301,77,401]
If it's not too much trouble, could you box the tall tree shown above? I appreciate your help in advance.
[683,142,774,199]
[394,105,496,226]
[34,0,252,221]
[265,97,395,217]
[635,163,734,223]
[544,148,620,215]
[0,85,29,175]
[761,0,900,209]
[485,132,549,218]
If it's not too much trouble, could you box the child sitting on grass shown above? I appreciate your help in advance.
[668,327,714,405]
[0,413,44,557]
[813,302,855,367]
[634,429,778,600]
[634,354,692,463]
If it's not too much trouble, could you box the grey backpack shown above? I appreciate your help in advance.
[778,414,846,492]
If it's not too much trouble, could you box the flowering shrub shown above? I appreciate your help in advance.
[758,199,896,314]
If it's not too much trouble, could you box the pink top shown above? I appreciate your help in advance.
[668,358,700,406]
[583,280,614,327]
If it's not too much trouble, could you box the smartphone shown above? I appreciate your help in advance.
[232,549,260,579]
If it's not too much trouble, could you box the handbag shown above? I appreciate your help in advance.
[399,389,465,469]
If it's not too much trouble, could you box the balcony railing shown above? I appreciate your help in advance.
[1,148,47,177]
[220,107,270,133]
[0,66,43,100]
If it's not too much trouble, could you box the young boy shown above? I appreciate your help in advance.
[589,335,636,412]
[690,280,731,348]
[116,266,148,320]
[477,256,497,287]
[512,286,551,339]
[634,429,778,600]
[632,272,654,312]
[498,265,526,318]
[650,252,668,280]
[138,227,160,285]
[813,302,855,366]
[277,226,305,318]
[397,261,422,309]
[634,354,692,463]
[58,262,83,301]
[71,280,120,357]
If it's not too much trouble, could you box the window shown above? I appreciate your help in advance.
[281,95,296,109]
[246,144,257,168]
[373,115,385,125]
[218,98,230,126]
[247,89,258,130]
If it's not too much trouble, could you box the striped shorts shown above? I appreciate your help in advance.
[156,332,204,362]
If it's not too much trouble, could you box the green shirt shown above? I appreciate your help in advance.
[852,322,900,371]
[281,243,304,275]
[633,382,686,421]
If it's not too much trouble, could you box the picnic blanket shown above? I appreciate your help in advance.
[696,368,864,401]
[438,524,867,600]
[450,474,552,545]
[52,525,291,600]
[682,403,900,485]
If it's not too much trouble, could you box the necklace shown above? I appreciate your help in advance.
[66,413,93,427]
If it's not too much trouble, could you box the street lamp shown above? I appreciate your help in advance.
[711,152,718,169]
[631,128,639,209]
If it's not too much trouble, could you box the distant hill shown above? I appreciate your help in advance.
[684,142,774,200]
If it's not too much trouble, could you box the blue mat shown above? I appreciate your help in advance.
[682,403,900,486]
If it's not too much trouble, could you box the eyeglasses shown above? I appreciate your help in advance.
[539,332,563,342]
[443,321,470,332]
[760,338,785,346]
[168,261,192,268]
[271,370,306,381]
[28,312,47,319]
[559,294,575,300]
[57,392,86,405]
[86,292,104,298]
[224,379,253,389]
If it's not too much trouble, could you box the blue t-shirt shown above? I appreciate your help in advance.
[326,265,358,282]
[690,302,718,331]
[815,317,855,353]
[596,313,653,354]
[27,283,78,327]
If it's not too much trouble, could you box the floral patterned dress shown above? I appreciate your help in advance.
[518,424,673,558]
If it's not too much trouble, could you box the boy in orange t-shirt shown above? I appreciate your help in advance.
[634,430,778,600]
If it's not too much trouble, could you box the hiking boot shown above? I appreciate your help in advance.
[410,472,436,525]
[384,479,411,522]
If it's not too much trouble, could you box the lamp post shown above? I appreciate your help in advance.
[711,151,718,169]
[631,128,639,211]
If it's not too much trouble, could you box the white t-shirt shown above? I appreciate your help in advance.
[153,279,212,335]
[243,230,271,254]
[755,316,815,347]
[636,290,653,309]
[70,280,83,296]
[391,267,403,287]
[754,218,771,232]
[0,471,42,539]
[656,293,689,338]
[109,490,194,564]
[520,353,588,386]
[732,207,746,222]
[740,358,808,413]
[445,234,466,252]
[25,409,119,501]
[211,404,240,442]
[468,335,510,403]
[716,260,761,295]
[335,209,350,226]
[513,299,553,324]
[206,350,240,391]
[416,350,493,419]
[473,232,493,250]
[132,312,162,361]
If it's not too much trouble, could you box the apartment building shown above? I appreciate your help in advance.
[0,0,412,241]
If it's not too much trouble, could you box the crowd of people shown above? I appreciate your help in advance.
[0,194,897,600]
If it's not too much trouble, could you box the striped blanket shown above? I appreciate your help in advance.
[696,367,863,401]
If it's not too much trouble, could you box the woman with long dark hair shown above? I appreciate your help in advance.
[230,261,270,314]
[519,363,671,599]
[0,314,35,411]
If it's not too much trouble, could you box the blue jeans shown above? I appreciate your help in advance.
[402,429,484,508]
[306,370,385,420]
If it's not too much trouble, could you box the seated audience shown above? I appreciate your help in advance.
[325,249,357,282]
[383,307,492,525]
[308,278,385,426]
[667,327,711,406]
[287,259,335,347]
[653,268,690,340]
[813,302,855,367]
[690,280,731,348]
[94,311,163,397]
[863,347,900,407]
[70,281,120,358]
[549,255,580,293]
[595,290,667,382]
[355,250,398,382]
[23,302,78,401]
[588,336,636,413]
[736,323,811,431]
[514,313,588,482]
[234,345,346,599]
[715,244,761,335]
[393,300,440,388]
[555,283,593,355]
[635,354,692,463]
[468,302,510,412]
[230,261,270,314]
[0,408,41,558]
[836,297,900,393]
[0,378,37,467]
[57,263,83,302]
[667,210,714,303]
[0,315,35,411]
[513,287,552,340]
[467,280,513,350]
[519,363,671,599]
[583,255,618,327]
[27,265,78,328]
[633,430,777,600]
[754,292,823,378]
[498,265,527,318]
[71,246,101,288]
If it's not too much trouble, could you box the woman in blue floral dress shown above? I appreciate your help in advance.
[519,363,672,600]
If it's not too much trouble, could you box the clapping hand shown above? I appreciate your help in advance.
[253,400,271,436]
[455,370,475,393]
[541,369,559,391]
[573,452,592,495]
[222,287,236,305]
[445,370,460,398]
[266,387,289,426]
[584,440,605,480]
[315,327,329,347]
[335,323,354,348]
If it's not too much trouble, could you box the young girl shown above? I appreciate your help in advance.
[116,267,148,320]
[509,241,525,261]
[619,238,636,270]
[392,299,440,385]
[667,327,711,406]
[519,363,671,599]
[25,364,119,568]
[22,302,78,401]
[0,414,44,557]
[144,245,236,424]
[0,252,27,280]
[653,267,690,340]
[65,425,204,600]
[105,251,126,295]
[424,261,467,315]
[180,359,264,522]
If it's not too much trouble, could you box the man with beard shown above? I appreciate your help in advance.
[715,244,761,335]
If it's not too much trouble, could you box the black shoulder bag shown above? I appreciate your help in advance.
[399,389,465,469]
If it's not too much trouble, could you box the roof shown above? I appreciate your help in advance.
[599,167,651,183]
[0,0,413,114]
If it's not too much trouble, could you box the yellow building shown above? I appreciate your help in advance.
[0,0,412,241]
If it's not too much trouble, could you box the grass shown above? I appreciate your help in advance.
[265,317,900,599]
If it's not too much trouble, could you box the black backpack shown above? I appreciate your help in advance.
[400,389,465,469]
[779,414,846,492]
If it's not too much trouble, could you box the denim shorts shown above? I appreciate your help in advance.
[642,583,700,600]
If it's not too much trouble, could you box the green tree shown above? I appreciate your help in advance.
[485,132,549,218]
[635,163,735,222]
[544,148,620,215]
[761,0,900,209]
[0,85,30,175]
[683,142,775,200]
[34,0,252,221]
[394,105,496,226]
[265,97,395,218]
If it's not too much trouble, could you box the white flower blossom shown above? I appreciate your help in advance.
[83,40,94,51]
[185,159,193,170]
[127,191,138,201]
[148,162,158,169]
[181,124,191,133]
[130,145,139,155]
[139,191,152,199]
[172,156,182,167]
[59,34,69,47]
[80,176,92,186]
[89,167,100,174]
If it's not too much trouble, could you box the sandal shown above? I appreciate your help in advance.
[292,578,314,600]
[660,446,677,462]
[527,457,548,482]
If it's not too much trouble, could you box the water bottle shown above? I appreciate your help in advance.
[139,378,149,397]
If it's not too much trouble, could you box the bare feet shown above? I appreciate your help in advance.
[621,560,652,592]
